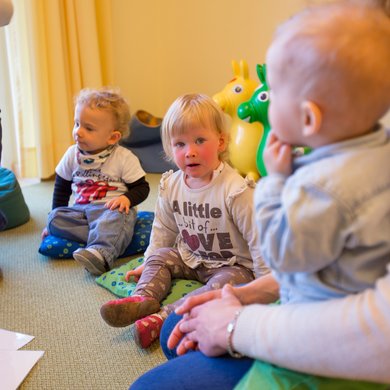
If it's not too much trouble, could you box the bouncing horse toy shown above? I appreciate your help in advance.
[237,63,270,177]
[238,64,311,177]
[213,60,263,181]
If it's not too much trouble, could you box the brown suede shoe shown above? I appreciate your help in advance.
[100,295,160,327]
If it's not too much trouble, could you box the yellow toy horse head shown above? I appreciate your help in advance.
[213,60,263,181]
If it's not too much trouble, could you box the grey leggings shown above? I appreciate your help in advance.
[134,247,254,314]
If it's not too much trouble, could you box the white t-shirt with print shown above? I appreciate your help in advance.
[56,144,145,205]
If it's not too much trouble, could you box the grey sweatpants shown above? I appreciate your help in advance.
[47,203,137,266]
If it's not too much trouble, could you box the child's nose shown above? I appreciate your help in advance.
[185,145,196,157]
[74,126,83,137]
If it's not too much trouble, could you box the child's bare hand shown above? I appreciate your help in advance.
[41,227,49,240]
[125,264,145,282]
[263,131,292,176]
[105,195,130,214]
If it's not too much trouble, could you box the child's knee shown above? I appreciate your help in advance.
[148,247,179,262]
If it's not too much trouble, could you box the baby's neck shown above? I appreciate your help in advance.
[312,123,380,148]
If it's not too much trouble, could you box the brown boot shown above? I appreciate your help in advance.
[100,295,160,327]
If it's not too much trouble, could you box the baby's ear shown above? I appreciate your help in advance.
[109,130,122,144]
[301,101,322,137]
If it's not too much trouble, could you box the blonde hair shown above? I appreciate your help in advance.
[161,93,229,162]
[75,87,131,138]
[271,1,390,133]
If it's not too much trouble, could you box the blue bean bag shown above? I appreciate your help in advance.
[38,210,154,259]
[0,167,30,231]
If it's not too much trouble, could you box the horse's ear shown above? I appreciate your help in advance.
[239,60,249,79]
[257,64,266,85]
[232,60,240,76]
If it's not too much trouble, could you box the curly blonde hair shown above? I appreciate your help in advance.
[75,87,131,138]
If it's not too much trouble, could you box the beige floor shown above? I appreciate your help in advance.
[0,173,166,390]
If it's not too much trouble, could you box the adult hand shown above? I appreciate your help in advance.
[167,289,223,353]
[263,131,292,176]
[105,195,130,214]
[169,284,243,357]
[175,289,222,315]
[125,264,145,282]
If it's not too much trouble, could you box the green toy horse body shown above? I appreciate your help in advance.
[238,63,311,178]
[237,64,270,177]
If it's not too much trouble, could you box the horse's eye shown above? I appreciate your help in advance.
[233,85,243,94]
[258,91,269,102]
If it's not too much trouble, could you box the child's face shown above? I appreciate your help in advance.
[266,44,306,147]
[73,103,120,154]
[171,125,226,187]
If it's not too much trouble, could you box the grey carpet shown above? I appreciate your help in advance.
[0,174,166,390]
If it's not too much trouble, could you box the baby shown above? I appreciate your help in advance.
[255,0,390,304]
[42,87,149,275]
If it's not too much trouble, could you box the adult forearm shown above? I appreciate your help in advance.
[236,273,279,305]
[234,271,390,383]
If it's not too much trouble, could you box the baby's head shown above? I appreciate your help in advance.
[75,87,131,139]
[161,93,229,162]
[266,0,390,148]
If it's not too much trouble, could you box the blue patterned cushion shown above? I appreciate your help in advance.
[38,211,154,259]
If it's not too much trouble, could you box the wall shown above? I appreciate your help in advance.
[109,0,306,117]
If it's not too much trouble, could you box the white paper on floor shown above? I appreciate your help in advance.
[0,328,34,350]
[0,329,44,390]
